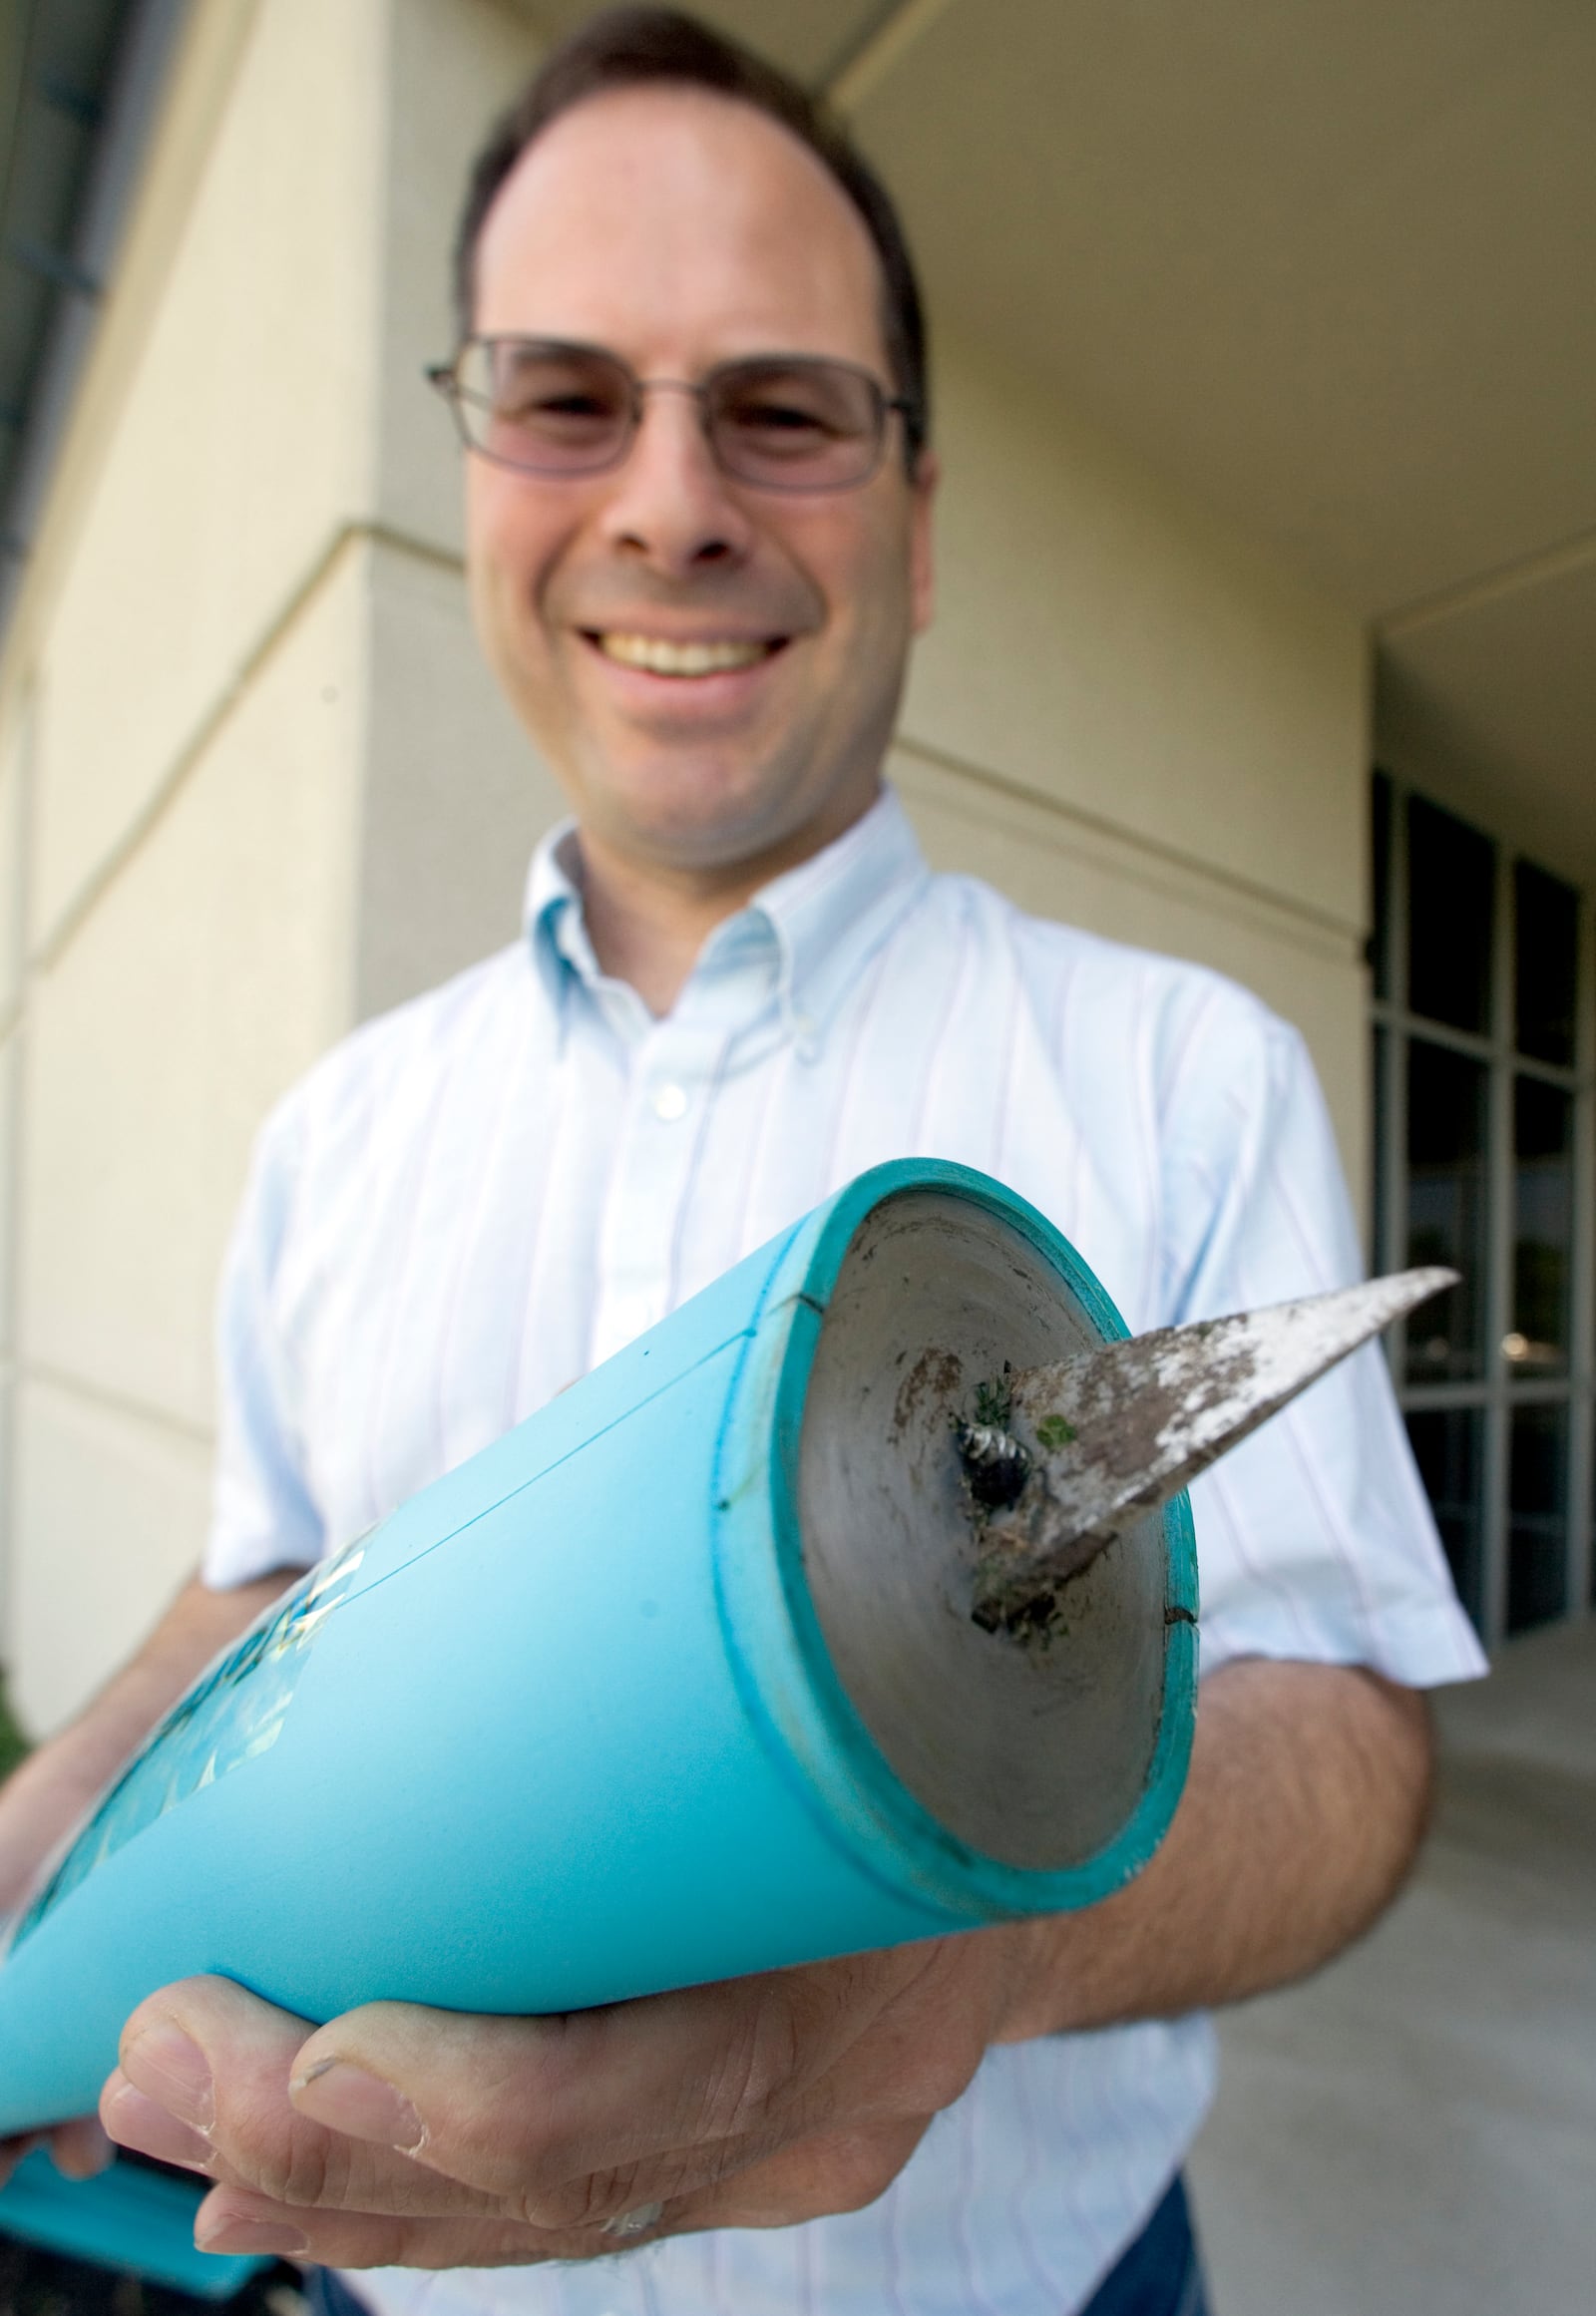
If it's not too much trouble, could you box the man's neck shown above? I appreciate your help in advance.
[574,799,876,1017]
[577,843,748,1017]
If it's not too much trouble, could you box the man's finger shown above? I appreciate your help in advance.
[108,1973,772,2233]
[192,2117,935,2267]
[193,2185,574,2271]
[0,2120,114,2190]
[48,2115,117,2180]
[107,1977,500,2220]
[102,2070,214,2174]
[288,1946,948,2207]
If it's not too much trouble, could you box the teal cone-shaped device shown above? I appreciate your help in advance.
[0,1161,1197,2178]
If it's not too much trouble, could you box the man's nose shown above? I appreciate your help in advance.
[596,388,755,574]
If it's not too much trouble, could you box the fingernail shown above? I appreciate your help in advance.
[196,2217,309,2258]
[291,2060,424,2150]
[104,2083,212,2170]
[124,2022,213,2128]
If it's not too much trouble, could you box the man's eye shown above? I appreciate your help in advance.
[527,391,614,421]
[495,371,621,427]
[727,399,832,438]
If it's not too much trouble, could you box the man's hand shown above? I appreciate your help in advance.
[101,1939,1024,2265]
[98,1659,1431,2266]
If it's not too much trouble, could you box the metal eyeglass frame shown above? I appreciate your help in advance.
[425,336,918,493]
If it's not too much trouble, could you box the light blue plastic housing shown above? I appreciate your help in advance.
[0,1159,1197,2149]
[0,2150,267,2298]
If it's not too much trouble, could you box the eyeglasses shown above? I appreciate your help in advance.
[426,337,916,493]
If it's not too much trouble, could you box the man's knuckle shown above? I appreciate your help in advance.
[249,2123,348,2211]
[512,2163,630,2232]
[906,2039,980,2115]
[818,2134,906,2216]
[265,2142,329,2210]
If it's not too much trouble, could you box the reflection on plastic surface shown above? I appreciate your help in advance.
[6,1538,367,1952]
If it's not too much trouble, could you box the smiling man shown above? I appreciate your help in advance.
[450,40,934,1018]
[0,11,1482,2316]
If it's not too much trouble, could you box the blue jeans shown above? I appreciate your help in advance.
[303,2173,1208,2316]
[1080,2175,1209,2316]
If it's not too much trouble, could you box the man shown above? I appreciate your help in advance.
[0,11,1482,2313]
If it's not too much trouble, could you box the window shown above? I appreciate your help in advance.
[1372,774,1593,1643]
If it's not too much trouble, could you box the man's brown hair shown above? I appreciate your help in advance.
[453,5,930,469]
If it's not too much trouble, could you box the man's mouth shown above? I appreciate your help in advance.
[589,631,784,677]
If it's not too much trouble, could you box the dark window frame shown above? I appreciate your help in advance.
[1371,773,1594,1644]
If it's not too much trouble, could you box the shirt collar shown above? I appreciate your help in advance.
[524,786,931,1049]
[525,821,599,1004]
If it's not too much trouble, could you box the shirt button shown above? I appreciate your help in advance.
[651,1082,688,1122]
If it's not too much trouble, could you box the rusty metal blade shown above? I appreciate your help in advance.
[970,1265,1456,1632]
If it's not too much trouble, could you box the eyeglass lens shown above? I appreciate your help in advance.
[450,341,888,489]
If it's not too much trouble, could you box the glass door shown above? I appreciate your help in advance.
[1371,775,1593,1645]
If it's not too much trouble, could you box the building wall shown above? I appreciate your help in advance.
[357,0,567,1019]
[899,326,1369,1178]
[0,0,1372,1736]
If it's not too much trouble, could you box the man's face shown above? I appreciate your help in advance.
[465,86,936,880]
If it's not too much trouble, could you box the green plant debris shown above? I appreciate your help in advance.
[972,1368,1013,1428]
[1034,1414,1076,1451]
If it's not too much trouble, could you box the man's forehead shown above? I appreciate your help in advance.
[471,84,890,366]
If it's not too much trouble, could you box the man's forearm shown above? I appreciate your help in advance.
[996,1657,1433,2042]
[0,1568,299,1911]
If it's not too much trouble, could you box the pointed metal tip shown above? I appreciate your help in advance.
[1386,1263,1458,1302]
[969,1261,1467,1640]
[1342,1263,1459,1332]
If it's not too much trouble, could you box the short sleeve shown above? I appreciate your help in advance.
[203,1099,326,1589]
[1156,990,1485,1690]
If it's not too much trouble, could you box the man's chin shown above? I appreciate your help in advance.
[582,775,854,883]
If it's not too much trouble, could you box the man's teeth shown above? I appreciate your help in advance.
[597,633,772,676]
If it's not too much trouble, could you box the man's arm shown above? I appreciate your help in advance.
[101,1654,1432,2268]
[1000,1656,1431,2040]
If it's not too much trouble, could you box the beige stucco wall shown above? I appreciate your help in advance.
[356,0,576,1022]
[899,325,1370,1177]
[0,0,1372,1736]
[9,536,369,1730]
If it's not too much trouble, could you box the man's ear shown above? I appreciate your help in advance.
[908,449,939,635]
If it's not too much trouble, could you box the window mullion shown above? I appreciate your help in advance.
[1480,844,1514,1650]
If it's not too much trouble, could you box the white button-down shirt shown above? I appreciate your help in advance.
[206,787,1482,2316]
